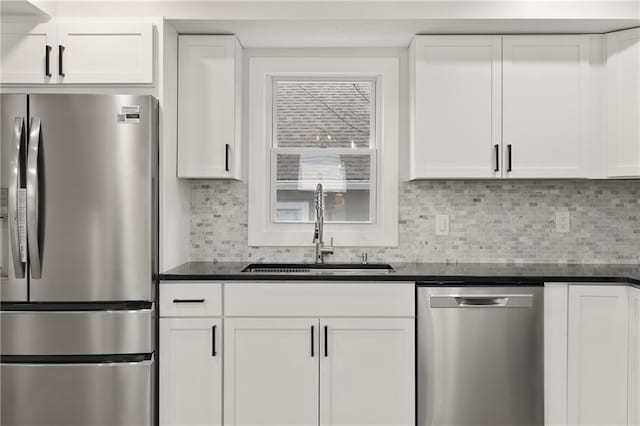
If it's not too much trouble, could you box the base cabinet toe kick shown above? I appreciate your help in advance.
[158,280,639,426]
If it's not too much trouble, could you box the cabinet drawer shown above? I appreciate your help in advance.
[224,282,414,317]
[160,283,222,317]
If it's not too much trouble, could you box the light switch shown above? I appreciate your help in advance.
[435,214,450,236]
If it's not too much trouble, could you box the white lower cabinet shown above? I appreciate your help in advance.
[545,284,639,426]
[223,318,320,426]
[544,283,569,426]
[319,318,415,426]
[223,317,415,426]
[629,287,640,426]
[160,317,222,426]
[566,285,630,426]
[160,282,415,426]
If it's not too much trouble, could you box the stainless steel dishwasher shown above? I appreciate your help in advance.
[417,284,544,426]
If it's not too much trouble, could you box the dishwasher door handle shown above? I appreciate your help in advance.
[455,297,507,306]
[430,294,533,308]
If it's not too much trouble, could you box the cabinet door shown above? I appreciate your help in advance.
[56,22,153,84]
[606,28,640,177]
[410,35,502,179]
[224,318,319,426]
[319,318,414,426]
[0,23,56,84]
[630,288,640,426]
[568,286,629,426]
[544,283,569,426]
[503,36,589,178]
[159,318,222,426]
[178,36,241,179]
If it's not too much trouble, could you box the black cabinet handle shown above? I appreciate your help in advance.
[507,144,512,172]
[212,325,217,356]
[172,298,205,303]
[45,45,52,77]
[58,45,65,77]
[310,325,315,357]
[494,144,500,172]
[324,325,328,357]
[225,144,230,172]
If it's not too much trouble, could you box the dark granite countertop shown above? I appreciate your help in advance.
[159,262,640,287]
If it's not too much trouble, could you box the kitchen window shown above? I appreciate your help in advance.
[248,54,399,246]
[273,79,376,224]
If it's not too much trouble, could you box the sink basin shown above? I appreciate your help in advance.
[241,263,395,274]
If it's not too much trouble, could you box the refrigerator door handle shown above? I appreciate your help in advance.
[9,117,25,278]
[27,117,42,279]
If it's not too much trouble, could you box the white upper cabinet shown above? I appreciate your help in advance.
[0,22,153,85]
[0,23,56,84]
[606,28,640,178]
[178,35,242,179]
[410,35,502,179]
[503,35,590,178]
[410,34,596,179]
[567,285,629,426]
[319,318,415,426]
[56,23,153,84]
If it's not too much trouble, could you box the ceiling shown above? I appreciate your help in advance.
[2,1,638,48]
[170,18,640,48]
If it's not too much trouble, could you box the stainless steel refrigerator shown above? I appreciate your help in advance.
[0,94,158,426]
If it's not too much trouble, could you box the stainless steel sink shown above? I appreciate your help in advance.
[241,263,395,274]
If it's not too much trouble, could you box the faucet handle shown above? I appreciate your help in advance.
[321,237,335,256]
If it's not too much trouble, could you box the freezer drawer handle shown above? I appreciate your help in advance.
[172,298,205,303]
[9,117,25,278]
[27,117,42,279]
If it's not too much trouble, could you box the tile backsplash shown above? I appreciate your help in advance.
[191,180,640,264]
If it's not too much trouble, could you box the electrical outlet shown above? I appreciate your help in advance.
[435,215,450,236]
[556,211,570,233]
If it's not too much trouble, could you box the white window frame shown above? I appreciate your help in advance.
[248,53,399,246]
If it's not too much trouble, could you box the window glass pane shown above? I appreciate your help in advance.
[275,153,372,223]
[275,80,373,148]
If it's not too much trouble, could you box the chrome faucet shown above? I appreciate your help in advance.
[313,183,334,264]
